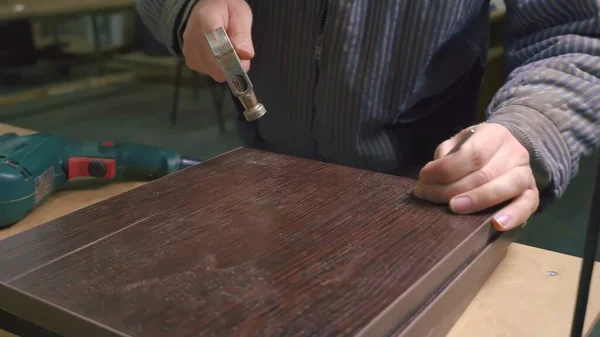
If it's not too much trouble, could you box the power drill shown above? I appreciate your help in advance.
[0,132,201,228]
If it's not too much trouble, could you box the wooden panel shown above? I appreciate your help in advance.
[0,148,499,337]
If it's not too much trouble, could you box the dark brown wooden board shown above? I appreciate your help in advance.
[0,148,500,337]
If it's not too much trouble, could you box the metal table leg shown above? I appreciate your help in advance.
[571,155,600,337]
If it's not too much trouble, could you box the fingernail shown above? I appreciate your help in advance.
[494,214,512,229]
[412,184,423,198]
[450,196,472,213]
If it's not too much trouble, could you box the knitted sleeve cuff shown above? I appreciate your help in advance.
[163,0,198,54]
[486,105,572,210]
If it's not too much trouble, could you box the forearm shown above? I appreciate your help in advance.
[486,0,600,206]
[488,52,600,199]
[135,0,197,54]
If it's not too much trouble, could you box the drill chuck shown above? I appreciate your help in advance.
[180,156,202,170]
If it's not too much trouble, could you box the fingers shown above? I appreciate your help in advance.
[433,137,455,160]
[492,188,540,231]
[433,129,464,160]
[414,123,538,230]
[182,0,254,82]
[419,128,502,185]
[419,124,530,185]
[414,145,524,203]
[448,165,537,214]
[227,0,255,59]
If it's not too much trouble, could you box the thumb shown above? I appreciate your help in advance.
[226,0,255,60]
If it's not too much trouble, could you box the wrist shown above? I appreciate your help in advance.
[167,0,199,55]
[486,105,572,210]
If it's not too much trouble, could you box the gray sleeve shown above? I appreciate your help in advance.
[486,0,600,210]
[135,0,198,55]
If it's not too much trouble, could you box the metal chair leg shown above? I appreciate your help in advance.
[191,72,200,101]
[210,80,227,135]
[171,59,183,126]
[90,14,104,76]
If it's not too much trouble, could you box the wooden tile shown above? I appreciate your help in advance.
[0,148,499,337]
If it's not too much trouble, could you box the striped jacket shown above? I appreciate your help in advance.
[137,0,600,204]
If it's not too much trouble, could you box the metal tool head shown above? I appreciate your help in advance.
[204,27,266,121]
[205,27,233,57]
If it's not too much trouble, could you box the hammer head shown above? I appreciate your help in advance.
[205,27,266,122]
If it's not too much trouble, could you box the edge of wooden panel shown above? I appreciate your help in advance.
[398,229,517,337]
[356,216,503,337]
[0,282,130,337]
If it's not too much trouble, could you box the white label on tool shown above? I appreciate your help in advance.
[35,166,55,203]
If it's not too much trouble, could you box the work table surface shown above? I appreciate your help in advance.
[1,123,599,337]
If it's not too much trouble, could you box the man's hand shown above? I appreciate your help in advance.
[182,0,254,82]
[413,123,540,231]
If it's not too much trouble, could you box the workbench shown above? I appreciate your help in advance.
[0,0,138,108]
[0,0,134,21]
[1,122,599,337]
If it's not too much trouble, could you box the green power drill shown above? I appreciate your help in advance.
[0,132,201,228]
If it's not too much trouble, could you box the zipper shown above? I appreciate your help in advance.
[314,0,331,61]
[315,36,323,61]
[310,1,331,159]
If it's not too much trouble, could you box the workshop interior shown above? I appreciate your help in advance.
[0,0,599,336]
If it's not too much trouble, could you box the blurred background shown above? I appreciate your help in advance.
[0,0,597,309]
[0,0,245,162]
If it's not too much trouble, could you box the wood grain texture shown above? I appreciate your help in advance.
[0,148,498,337]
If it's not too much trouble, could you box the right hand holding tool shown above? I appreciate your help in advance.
[182,0,254,82]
